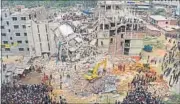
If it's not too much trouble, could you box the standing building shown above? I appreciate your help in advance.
[95,1,145,56]
[152,0,179,6]
[1,6,48,56]
[1,7,30,56]
[26,20,57,58]
[126,0,150,16]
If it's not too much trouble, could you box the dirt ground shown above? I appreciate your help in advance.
[18,71,43,85]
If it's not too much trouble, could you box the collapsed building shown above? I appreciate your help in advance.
[94,1,145,56]
[27,8,99,62]
[51,21,99,62]
[26,1,146,62]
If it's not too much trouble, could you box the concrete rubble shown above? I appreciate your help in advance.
[51,20,100,62]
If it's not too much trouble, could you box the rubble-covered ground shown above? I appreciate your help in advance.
[2,34,179,103]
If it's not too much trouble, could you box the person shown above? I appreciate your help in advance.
[123,65,126,72]
[147,55,150,60]
[101,41,103,46]
[139,52,142,59]
[115,100,118,104]
[118,64,122,71]
[173,41,176,44]
[169,39,171,43]
[74,65,76,71]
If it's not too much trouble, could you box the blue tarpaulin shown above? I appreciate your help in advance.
[82,10,92,15]
[143,45,153,52]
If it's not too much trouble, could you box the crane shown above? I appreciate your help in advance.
[84,58,107,82]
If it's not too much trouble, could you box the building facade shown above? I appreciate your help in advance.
[149,15,177,27]
[126,0,150,16]
[1,8,30,56]
[1,6,48,56]
[26,20,53,58]
[96,1,145,56]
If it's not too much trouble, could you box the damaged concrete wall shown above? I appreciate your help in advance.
[26,20,41,57]
[27,20,58,57]
[48,23,59,56]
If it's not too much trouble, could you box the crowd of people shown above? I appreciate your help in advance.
[162,39,180,87]
[121,74,164,104]
[122,86,164,104]
[1,84,52,104]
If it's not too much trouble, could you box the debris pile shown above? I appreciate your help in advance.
[52,21,100,62]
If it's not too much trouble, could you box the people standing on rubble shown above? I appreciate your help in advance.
[123,64,126,72]
[118,64,122,71]
[74,65,76,71]
[154,60,157,65]
[123,75,164,104]
[147,55,150,61]
[101,41,103,46]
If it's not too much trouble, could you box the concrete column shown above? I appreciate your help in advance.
[103,19,105,31]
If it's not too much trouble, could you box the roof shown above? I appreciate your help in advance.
[106,1,123,5]
[150,15,167,21]
[137,6,149,9]
[162,25,180,32]
[58,24,74,37]
[146,25,160,31]
[98,1,123,5]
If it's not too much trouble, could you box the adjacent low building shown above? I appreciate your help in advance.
[146,24,161,37]
[162,25,180,38]
[149,15,177,27]
[149,15,179,38]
